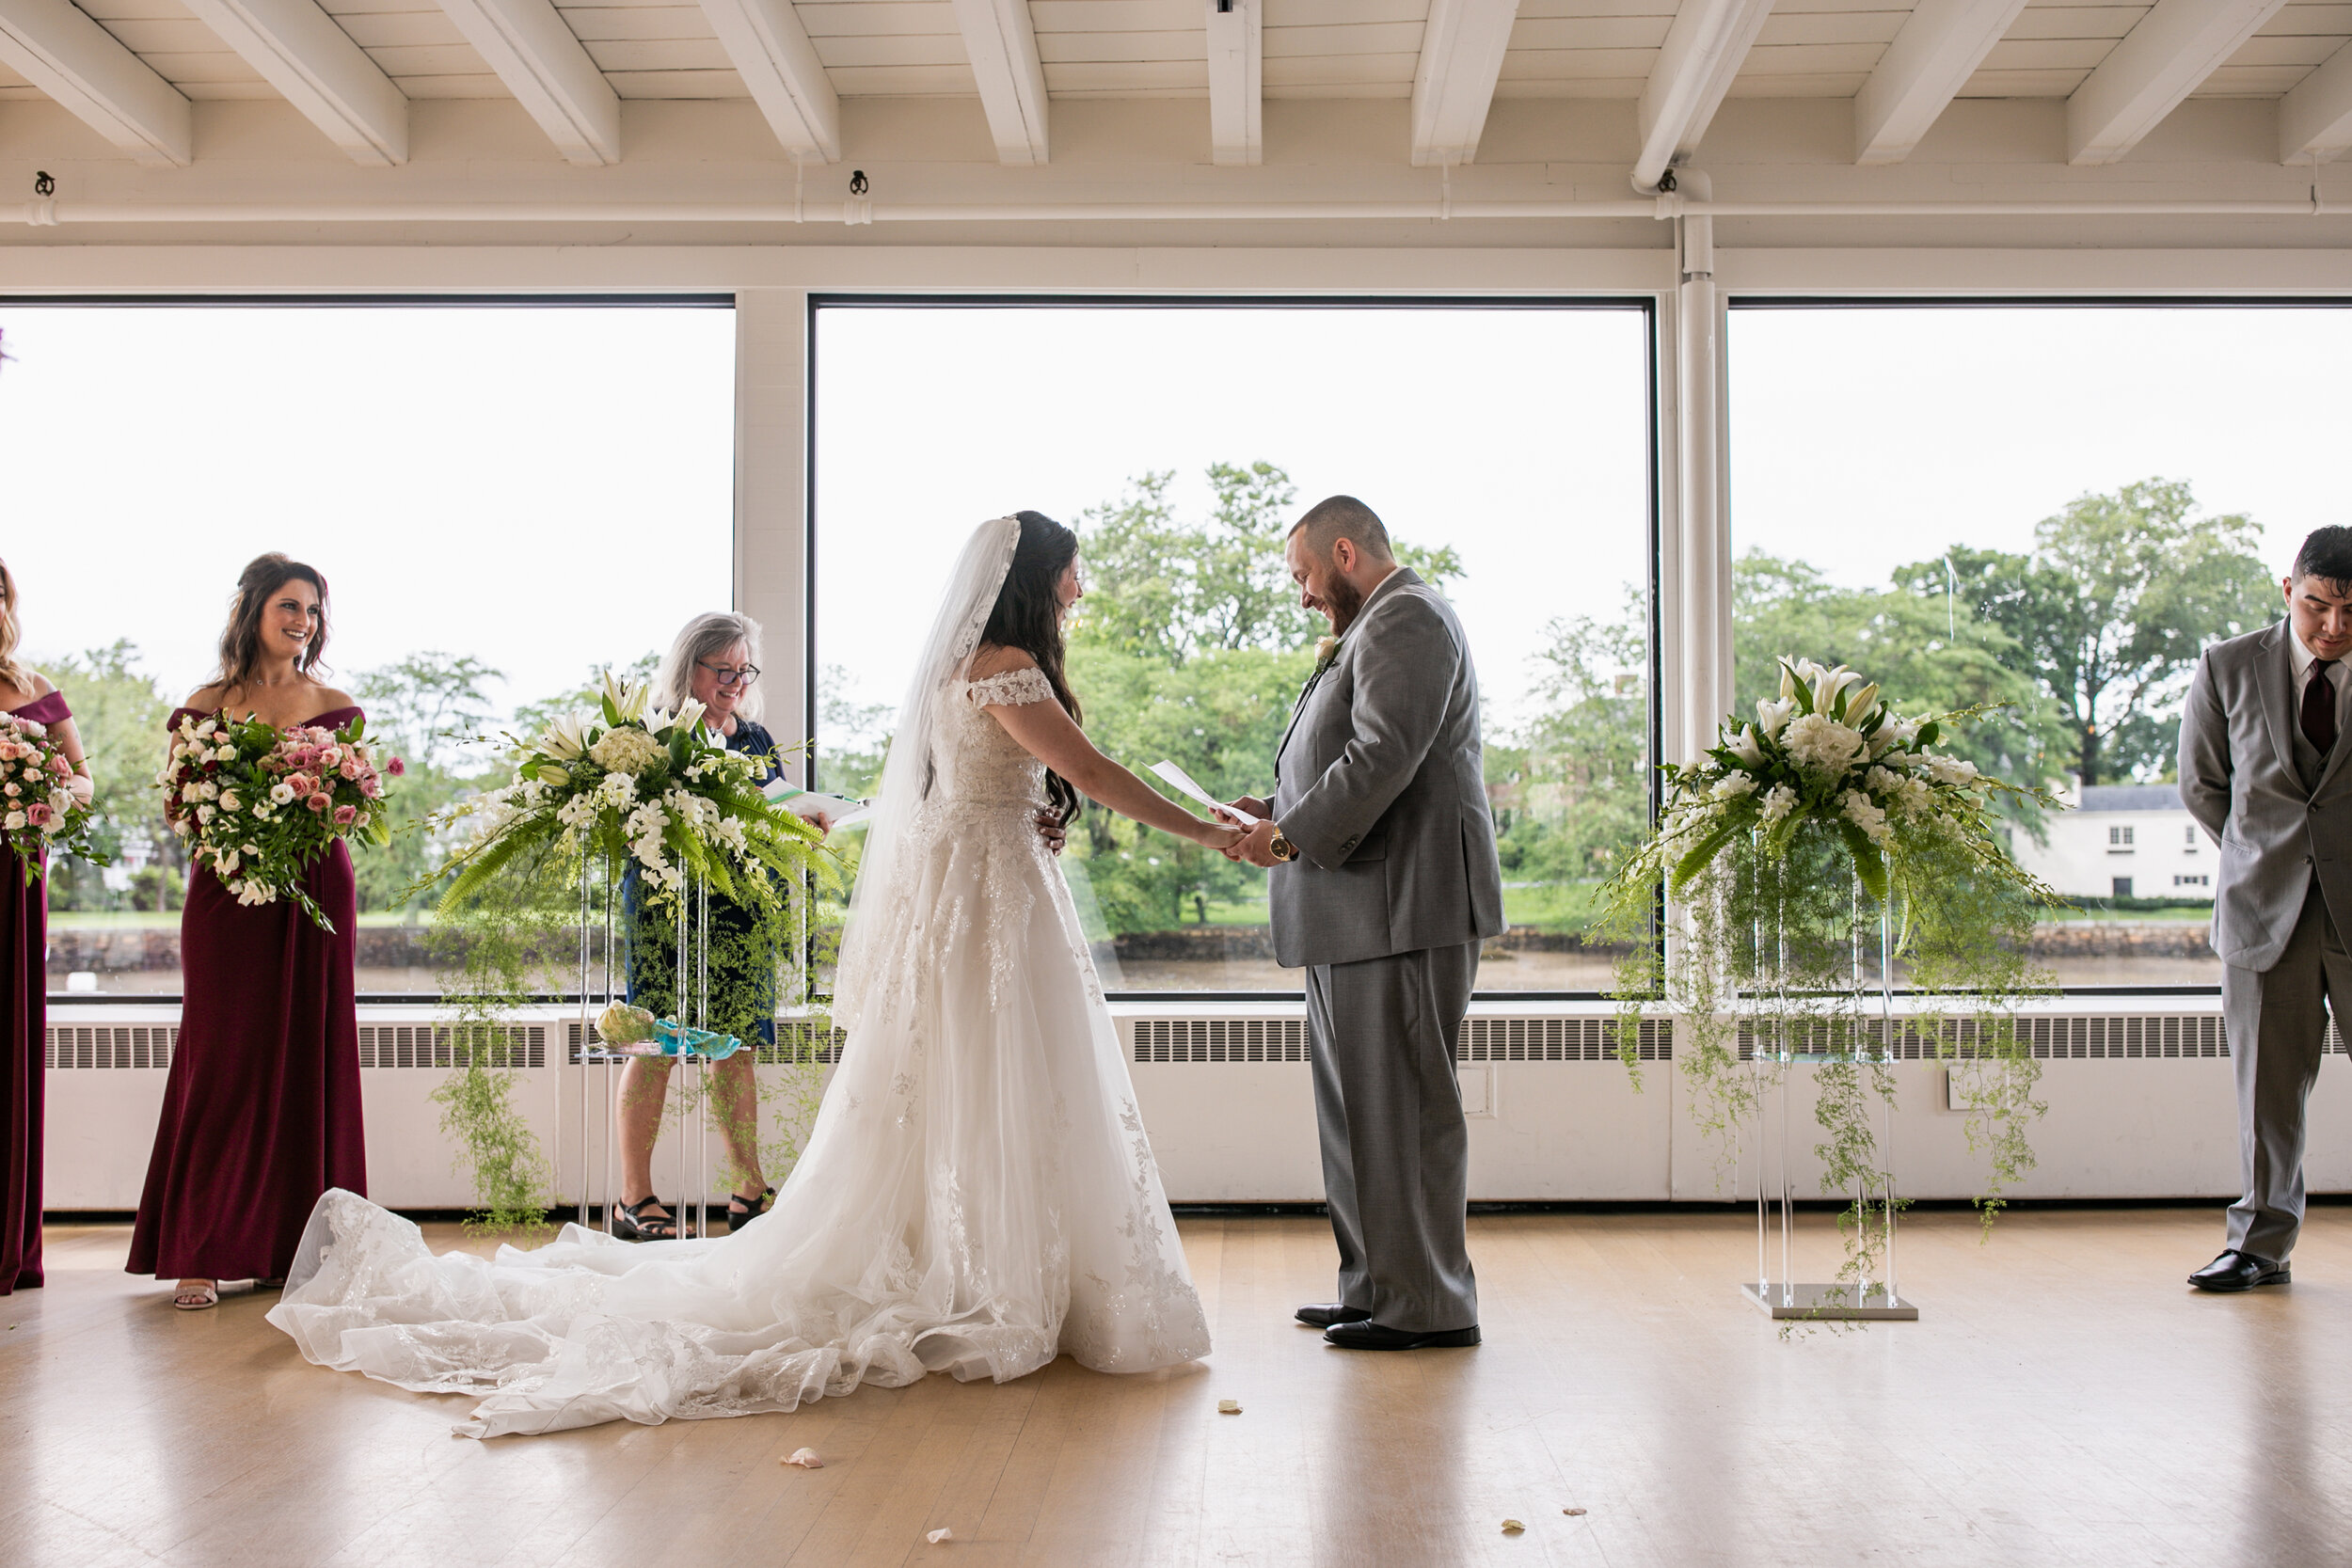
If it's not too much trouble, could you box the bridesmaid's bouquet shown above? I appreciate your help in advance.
[159,711,400,930]
[0,711,103,880]
[433,672,822,916]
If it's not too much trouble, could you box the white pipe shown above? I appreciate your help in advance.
[5,195,2343,226]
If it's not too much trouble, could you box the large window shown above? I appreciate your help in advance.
[813,300,1656,995]
[1729,301,2352,990]
[1,302,737,996]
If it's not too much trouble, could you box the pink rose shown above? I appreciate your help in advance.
[387,756,405,777]
[333,804,357,826]
[307,793,330,812]
[340,758,360,780]
[48,754,72,776]
[288,773,316,797]
[24,802,50,827]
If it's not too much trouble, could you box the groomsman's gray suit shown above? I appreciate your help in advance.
[2179,618,2352,1261]
[1270,568,1506,1333]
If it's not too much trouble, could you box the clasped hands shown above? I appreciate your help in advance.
[1213,796,1285,868]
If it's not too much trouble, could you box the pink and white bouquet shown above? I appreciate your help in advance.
[159,710,401,930]
[0,711,101,882]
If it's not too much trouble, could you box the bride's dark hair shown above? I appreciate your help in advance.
[979,511,1084,826]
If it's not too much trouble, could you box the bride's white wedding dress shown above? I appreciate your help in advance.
[267,525,1210,1437]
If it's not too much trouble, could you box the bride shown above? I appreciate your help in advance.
[266,513,1245,1435]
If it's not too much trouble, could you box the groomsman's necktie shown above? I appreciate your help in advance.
[2303,658,2339,753]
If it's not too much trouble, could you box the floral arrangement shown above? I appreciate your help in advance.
[1602,657,2059,1300]
[434,672,822,916]
[1644,657,2028,904]
[0,710,102,880]
[158,711,398,928]
[593,1000,744,1060]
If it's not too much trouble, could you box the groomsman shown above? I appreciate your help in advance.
[2179,526,2352,1291]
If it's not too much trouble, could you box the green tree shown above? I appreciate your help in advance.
[40,641,175,911]
[350,652,510,914]
[1947,479,2273,785]
[1496,589,1650,922]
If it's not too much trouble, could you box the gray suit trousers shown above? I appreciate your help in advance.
[1304,940,1480,1332]
[2223,883,2352,1260]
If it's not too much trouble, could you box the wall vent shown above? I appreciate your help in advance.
[43,1023,177,1069]
[1735,1012,2344,1062]
[357,1023,545,1069]
[1455,1016,1671,1062]
[1129,1016,1673,1064]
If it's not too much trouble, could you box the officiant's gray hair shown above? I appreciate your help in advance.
[656,610,765,723]
[1291,496,1394,562]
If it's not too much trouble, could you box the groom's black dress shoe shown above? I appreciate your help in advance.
[2188,1250,2291,1291]
[1295,1303,1373,1328]
[1323,1321,1481,1351]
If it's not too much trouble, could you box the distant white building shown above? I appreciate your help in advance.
[2013,783,2213,903]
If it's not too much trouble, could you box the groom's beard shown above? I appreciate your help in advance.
[1320,576,1366,635]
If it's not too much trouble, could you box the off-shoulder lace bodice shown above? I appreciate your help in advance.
[936,667,1056,809]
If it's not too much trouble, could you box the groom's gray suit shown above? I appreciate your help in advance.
[2180,617,2352,1261]
[1269,567,1505,1333]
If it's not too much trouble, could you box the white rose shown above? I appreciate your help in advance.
[271,782,295,804]
[219,790,241,812]
[2,810,22,831]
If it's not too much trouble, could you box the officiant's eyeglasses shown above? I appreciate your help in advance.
[697,660,761,689]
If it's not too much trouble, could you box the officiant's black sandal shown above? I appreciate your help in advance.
[613,1196,678,1243]
[722,1186,776,1232]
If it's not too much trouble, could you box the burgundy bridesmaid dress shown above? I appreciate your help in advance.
[128,705,369,1283]
[0,688,71,1294]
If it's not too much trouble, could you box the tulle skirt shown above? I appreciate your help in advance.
[267,798,1210,1436]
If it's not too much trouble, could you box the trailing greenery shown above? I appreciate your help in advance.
[1602,658,2062,1312]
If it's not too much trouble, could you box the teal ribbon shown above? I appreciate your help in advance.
[650,1016,744,1061]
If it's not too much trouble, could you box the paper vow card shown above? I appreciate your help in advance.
[1151,761,1259,826]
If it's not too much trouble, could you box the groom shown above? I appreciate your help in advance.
[1223,496,1505,1351]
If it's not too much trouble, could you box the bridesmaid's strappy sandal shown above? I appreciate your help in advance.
[173,1280,218,1310]
[612,1197,678,1243]
[723,1186,776,1232]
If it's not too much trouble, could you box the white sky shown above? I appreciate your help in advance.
[1730,306,2352,589]
[0,306,734,716]
[815,305,1655,739]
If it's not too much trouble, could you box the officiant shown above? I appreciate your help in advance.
[611,611,799,1241]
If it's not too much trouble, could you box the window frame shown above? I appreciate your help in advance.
[804,293,1665,1004]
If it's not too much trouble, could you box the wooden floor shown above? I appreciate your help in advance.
[6,1208,2348,1568]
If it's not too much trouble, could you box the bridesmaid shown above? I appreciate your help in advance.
[0,560,94,1295]
[129,553,368,1309]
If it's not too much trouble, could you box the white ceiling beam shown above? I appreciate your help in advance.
[2065,0,2287,166]
[1409,0,1518,167]
[697,0,838,163]
[178,0,406,164]
[1633,0,1775,191]
[950,0,1047,166]
[2280,40,2352,164]
[1205,0,1260,167]
[436,0,618,166]
[1853,0,2030,166]
[0,0,192,166]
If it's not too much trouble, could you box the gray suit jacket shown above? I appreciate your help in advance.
[1269,569,1507,969]
[2178,619,2352,971]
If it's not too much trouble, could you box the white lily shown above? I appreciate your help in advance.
[1841,682,1880,727]
[644,705,675,736]
[673,697,708,736]
[600,670,650,723]
[537,710,593,760]
[1726,724,1764,767]
[1756,696,1796,739]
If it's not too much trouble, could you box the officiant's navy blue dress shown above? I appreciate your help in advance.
[621,718,784,1046]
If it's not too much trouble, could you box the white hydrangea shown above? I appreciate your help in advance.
[1757,784,1798,826]
[1783,712,1866,775]
[588,724,668,776]
[1841,789,1892,845]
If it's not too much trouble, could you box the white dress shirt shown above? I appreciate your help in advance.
[2286,625,2349,739]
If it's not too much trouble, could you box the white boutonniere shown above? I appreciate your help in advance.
[1311,635,1343,677]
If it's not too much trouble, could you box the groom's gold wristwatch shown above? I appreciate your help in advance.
[1267,825,1298,863]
